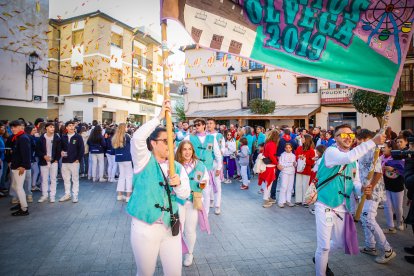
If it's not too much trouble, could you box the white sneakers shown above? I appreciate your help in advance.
[125,196,130,203]
[210,200,214,208]
[59,194,71,202]
[49,197,56,203]
[99,178,106,182]
[183,253,194,267]
[38,195,48,203]
[117,195,124,201]
[375,249,396,264]
[72,195,78,203]
[214,207,221,215]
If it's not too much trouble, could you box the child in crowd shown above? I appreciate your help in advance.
[238,137,250,190]
[277,143,296,207]
[223,130,236,184]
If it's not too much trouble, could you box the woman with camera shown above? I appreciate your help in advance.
[127,100,191,276]
[175,140,209,267]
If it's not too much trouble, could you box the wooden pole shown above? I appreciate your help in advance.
[354,95,395,222]
[161,20,175,177]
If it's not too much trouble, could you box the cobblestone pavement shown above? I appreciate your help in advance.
[0,176,413,276]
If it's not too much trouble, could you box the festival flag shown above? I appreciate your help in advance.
[161,0,414,95]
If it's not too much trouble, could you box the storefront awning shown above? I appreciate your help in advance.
[186,105,320,119]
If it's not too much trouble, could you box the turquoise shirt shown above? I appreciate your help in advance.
[127,154,182,226]
[245,134,256,153]
[256,133,266,147]
[190,135,215,170]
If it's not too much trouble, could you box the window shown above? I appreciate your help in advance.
[132,78,142,91]
[110,68,122,84]
[73,111,83,122]
[297,77,317,94]
[72,66,83,81]
[111,33,123,48]
[203,83,227,99]
[328,112,357,129]
[102,111,114,124]
[249,60,264,70]
[72,30,83,46]
[400,66,412,92]
[328,82,347,89]
[247,77,262,101]
[216,52,231,60]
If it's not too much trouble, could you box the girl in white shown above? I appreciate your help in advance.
[277,143,296,207]
[223,130,236,183]
[175,140,209,267]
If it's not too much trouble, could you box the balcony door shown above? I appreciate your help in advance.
[247,77,262,102]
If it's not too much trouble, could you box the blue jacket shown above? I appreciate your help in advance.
[105,136,115,155]
[0,136,5,161]
[61,133,85,163]
[87,136,106,154]
[277,135,298,157]
[10,133,32,170]
[114,134,132,162]
[36,133,62,166]
[29,135,37,163]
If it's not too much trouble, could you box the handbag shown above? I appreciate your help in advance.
[159,165,180,236]
[305,165,347,205]
[192,191,203,210]
[262,157,272,165]
[296,158,306,173]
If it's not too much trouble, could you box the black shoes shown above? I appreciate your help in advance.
[11,208,29,216]
[404,246,414,255]
[312,257,334,276]
[10,204,21,211]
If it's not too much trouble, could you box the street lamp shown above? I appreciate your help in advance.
[227,65,236,89]
[26,51,40,101]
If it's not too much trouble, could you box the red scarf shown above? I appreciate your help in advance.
[11,131,25,142]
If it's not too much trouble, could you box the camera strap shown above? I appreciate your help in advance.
[158,163,176,230]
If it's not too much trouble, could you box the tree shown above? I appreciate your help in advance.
[174,102,186,122]
[352,89,404,128]
[249,99,276,114]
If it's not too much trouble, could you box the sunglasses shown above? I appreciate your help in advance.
[194,123,202,127]
[336,133,356,139]
[154,139,168,145]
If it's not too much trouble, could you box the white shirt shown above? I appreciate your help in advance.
[131,118,191,200]
[44,134,53,157]
[223,139,236,157]
[279,152,296,174]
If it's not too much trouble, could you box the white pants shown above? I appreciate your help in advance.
[107,155,117,180]
[210,174,222,208]
[62,163,80,196]
[88,154,93,178]
[314,203,345,276]
[91,153,104,180]
[40,163,58,198]
[31,159,40,187]
[295,173,310,204]
[384,190,404,228]
[241,165,249,185]
[279,172,295,204]
[130,218,182,276]
[202,179,211,215]
[117,161,133,192]
[262,182,271,200]
[179,201,199,254]
[23,168,32,196]
[11,169,28,209]
[361,200,392,251]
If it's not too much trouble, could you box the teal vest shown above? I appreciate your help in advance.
[127,155,182,226]
[215,133,224,150]
[316,154,357,210]
[190,134,215,170]
[176,160,206,205]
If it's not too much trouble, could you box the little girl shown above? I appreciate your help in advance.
[238,137,250,190]
[309,145,326,214]
[277,143,296,207]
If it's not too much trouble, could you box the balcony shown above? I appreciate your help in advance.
[320,88,355,105]
[132,57,153,71]
[403,90,414,104]
[241,60,265,72]
[133,88,154,101]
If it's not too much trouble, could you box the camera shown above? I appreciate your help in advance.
[391,137,414,160]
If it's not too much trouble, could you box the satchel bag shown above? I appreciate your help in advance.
[304,165,347,205]
[192,191,203,210]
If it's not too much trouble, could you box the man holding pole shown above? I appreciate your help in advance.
[314,124,386,276]
[357,129,396,264]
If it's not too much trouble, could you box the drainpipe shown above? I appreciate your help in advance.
[57,28,61,96]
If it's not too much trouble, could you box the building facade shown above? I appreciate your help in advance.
[182,46,414,132]
[47,11,165,124]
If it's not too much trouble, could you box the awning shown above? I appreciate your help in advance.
[186,105,320,119]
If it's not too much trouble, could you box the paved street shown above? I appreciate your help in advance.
[0,177,413,276]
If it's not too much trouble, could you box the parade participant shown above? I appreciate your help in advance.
[59,121,84,203]
[314,124,386,276]
[176,121,189,142]
[259,130,279,207]
[223,130,236,184]
[36,122,61,203]
[295,134,315,206]
[87,125,106,182]
[112,123,133,202]
[357,130,396,263]
[127,100,190,276]
[105,128,117,182]
[238,137,250,190]
[9,120,31,216]
[175,140,209,267]
[277,143,296,208]
[381,141,405,233]
[206,118,225,215]
[184,118,222,215]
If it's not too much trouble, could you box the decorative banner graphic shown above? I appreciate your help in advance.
[161,0,414,95]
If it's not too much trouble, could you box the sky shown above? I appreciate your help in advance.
[49,0,193,80]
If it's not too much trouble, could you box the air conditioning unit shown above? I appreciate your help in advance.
[54,96,65,104]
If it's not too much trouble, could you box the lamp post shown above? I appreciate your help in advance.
[227,65,237,90]
[26,51,40,101]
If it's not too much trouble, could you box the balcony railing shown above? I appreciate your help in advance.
[403,90,414,104]
[133,88,154,101]
[132,57,153,70]
[320,88,354,105]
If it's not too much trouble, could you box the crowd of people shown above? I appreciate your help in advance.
[1,100,413,275]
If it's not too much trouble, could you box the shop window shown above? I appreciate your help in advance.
[297,77,317,94]
[203,83,228,99]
